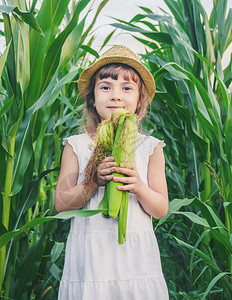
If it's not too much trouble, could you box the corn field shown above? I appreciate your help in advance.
[0,0,232,299]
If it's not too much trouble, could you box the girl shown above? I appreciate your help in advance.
[55,45,169,299]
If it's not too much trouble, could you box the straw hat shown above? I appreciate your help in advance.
[78,45,156,104]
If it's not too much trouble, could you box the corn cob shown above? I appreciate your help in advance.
[87,108,138,244]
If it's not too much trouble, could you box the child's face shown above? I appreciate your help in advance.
[94,69,140,121]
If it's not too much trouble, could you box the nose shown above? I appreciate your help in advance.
[111,87,122,101]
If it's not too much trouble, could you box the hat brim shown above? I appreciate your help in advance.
[78,56,156,104]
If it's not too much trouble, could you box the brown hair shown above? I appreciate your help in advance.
[83,63,149,135]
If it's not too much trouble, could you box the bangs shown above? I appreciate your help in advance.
[96,63,141,84]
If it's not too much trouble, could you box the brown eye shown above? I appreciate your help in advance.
[101,86,110,90]
[123,86,132,91]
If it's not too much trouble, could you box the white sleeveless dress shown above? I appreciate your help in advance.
[58,133,169,299]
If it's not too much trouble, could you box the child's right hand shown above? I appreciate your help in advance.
[96,157,117,186]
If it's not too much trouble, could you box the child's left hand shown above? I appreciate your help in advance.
[113,163,144,195]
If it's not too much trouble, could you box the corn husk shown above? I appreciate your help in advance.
[88,108,138,244]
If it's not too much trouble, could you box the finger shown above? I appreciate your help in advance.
[113,175,135,184]
[115,167,136,176]
[117,184,135,191]
[101,174,114,181]
[119,163,136,169]
[120,163,131,168]
[99,161,117,170]
[99,166,117,176]
[101,156,115,163]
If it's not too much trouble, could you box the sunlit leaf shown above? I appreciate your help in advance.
[0,210,103,249]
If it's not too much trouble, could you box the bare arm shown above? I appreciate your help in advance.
[138,144,169,218]
[113,144,169,219]
[54,144,118,213]
[54,143,98,213]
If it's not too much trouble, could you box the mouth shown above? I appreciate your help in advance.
[107,106,124,111]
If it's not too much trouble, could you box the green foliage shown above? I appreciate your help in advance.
[0,0,108,298]
[112,0,232,298]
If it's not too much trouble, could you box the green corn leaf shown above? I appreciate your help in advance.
[0,210,103,249]
[53,112,73,129]
[81,0,109,43]
[40,0,90,93]
[112,23,173,45]
[156,90,208,161]
[58,17,86,72]
[100,29,116,51]
[53,210,103,219]
[0,96,13,119]
[141,31,173,45]
[193,266,209,285]
[224,53,232,88]
[129,13,146,23]
[164,158,186,196]
[200,7,215,64]
[176,38,230,113]
[138,6,154,14]
[49,262,62,281]
[170,235,221,273]
[50,0,70,34]
[174,211,210,227]
[15,167,59,227]
[224,116,232,163]
[201,272,230,300]
[0,5,44,35]
[164,0,187,32]
[190,229,210,275]
[133,35,159,50]
[8,95,24,138]
[210,229,232,254]
[14,239,45,297]
[80,45,100,58]
[192,1,205,53]
[0,223,7,236]
[25,0,53,107]
[139,20,157,31]
[0,40,10,79]
[222,8,232,52]
[3,14,17,97]
[156,198,195,226]
[25,0,71,106]
[145,13,172,24]
[13,7,43,35]
[14,15,30,93]
[29,0,38,13]
[57,96,79,114]
[156,62,224,149]
[194,198,227,233]
[168,198,195,212]
[111,16,141,28]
